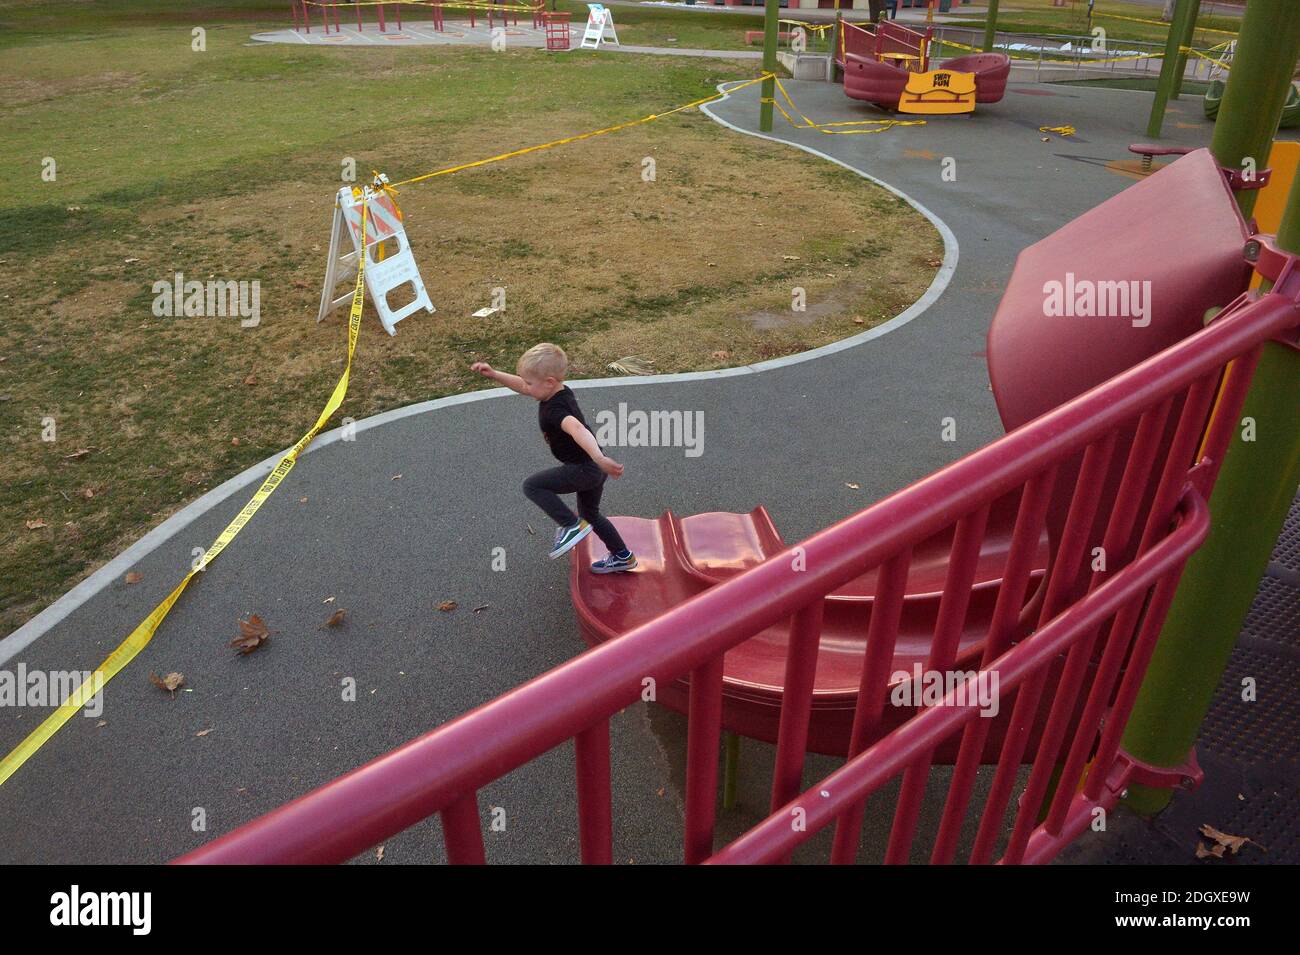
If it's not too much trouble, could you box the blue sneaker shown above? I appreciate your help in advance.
[591,551,638,574]
[549,520,592,559]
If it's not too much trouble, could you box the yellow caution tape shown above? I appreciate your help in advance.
[779,19,834,35]
[0,201,372,788]
[1040,125,1076,137]
[392,74,773,187]
[1180,44,1233,72]
[767,75,926,135]
[1093,11,1238,37]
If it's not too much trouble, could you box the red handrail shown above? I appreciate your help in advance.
[175,285,1299,866]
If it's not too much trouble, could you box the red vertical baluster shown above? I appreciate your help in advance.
[441,793,486,864]
[770,602,826,815]
[1007,379,1213,860]
[1084,541,1200,802]
[969,437,1115,863]
[684,655,724,864]
[930,469,1054,864]
[575,721,613,864]
[1195,347,1263,492]
[829,549,912,864]
[971,435,1121,862]
[1041,400,1185,833]
[885,505,991,864]
[964,465,1063,864]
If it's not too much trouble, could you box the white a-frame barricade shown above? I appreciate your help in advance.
[580,3,619,49]
[317,181,435,336]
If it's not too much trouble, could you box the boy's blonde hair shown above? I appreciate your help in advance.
[517,342,568,380]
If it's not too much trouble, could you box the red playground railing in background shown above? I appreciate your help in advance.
[175,252,1300,863]
[291,0,540,35]
[837,20,932,72]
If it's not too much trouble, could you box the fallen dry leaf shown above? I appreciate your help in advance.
[230,437,240,446]
[1199,824,1261,855]
[323,596,335,604]
[845,482,860,490]
[1195,842,1226,860]
[323,608,347,628]
[391,474,402,481]
[125,571,143,584]
[437,600,457,613]
[230,614,272,655]
[63,448,94,460]
[472,604,490,614]
[25,519,48,530]
[195,728,213,737]
[149,671,185,695]
[376,845,385,862]
[243,374,257,386]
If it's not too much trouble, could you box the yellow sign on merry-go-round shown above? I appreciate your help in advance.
[898,69,977,115]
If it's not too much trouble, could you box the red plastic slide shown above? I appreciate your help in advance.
[570,149,1253,759]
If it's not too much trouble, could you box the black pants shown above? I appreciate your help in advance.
[523,462,629,554]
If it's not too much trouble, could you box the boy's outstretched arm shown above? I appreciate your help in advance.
[470,361,529,395]
[561,416,624,478]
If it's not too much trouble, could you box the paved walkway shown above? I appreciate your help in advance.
[0,75,1279,863]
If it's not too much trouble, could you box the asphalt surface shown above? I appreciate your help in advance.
[0,78,1255,864]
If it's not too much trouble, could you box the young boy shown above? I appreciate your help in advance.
[471,343,637,573]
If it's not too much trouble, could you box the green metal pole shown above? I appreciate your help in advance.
[1170,0,1201,100]
[1146,0,1197,138]
[759,0,778,133]
[983,0,999,53]
[829,0,842,83]
[1207,0,1300,220]
[1121,0,1300,816]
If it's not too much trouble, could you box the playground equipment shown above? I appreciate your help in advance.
[167,0,1298,868]
[290,0,540,36]
[178,146,1298,865]
[837,21,1008,112]
[1204,79,1300,127]
[571,147,1253,761]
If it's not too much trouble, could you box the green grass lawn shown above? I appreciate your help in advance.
[0,0,941,636]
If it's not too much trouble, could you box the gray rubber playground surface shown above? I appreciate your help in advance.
[0,75,1287,864]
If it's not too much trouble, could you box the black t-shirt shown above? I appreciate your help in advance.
[538,386,597,464]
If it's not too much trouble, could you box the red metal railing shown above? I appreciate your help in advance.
[839,21,875,64]
[877,20,932,72]
[175,276,1299,865]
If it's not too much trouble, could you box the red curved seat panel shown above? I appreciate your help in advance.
[843,52,909,107]
[941,52,1011,103]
